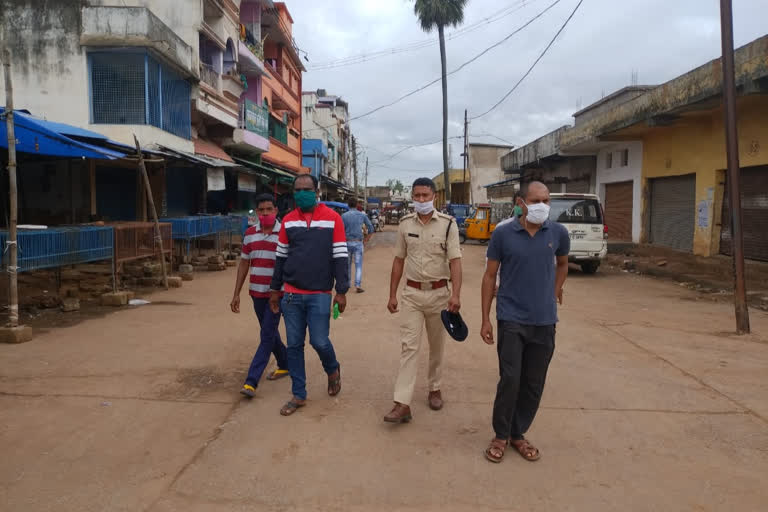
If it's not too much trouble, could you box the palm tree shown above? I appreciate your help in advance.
[413,0,467,205]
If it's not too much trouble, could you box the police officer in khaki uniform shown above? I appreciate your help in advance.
[385,177,462,423]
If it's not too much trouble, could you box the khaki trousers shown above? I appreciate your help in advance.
[393,285,449,406]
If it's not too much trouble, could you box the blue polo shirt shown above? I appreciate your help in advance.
[486,218,570,326]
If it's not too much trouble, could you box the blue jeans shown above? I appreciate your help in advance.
[245,297,288,387]
[281,292,340,400]
[348,240,364,288]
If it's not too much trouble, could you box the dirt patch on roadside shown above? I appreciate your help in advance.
[157,366,243,400]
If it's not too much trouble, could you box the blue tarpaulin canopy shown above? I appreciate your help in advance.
[0,108,126,160]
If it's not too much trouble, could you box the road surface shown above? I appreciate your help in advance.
[1,227,767,511]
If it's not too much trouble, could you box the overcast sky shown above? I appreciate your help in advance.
[289,0,766,187]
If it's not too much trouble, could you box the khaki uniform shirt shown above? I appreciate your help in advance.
[394,211,462,282]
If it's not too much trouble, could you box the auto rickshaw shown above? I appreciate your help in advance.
[462,204,494,244]
[461,202,515,243]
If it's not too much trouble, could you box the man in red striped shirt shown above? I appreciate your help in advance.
[230,194,289,398]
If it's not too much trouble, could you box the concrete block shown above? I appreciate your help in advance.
[139,277,160,287]
[0,325,34,344]
[60,286,80,299]
[125,291,136,301]
[167,276,183,288]
[180,272,194,281]
[143,262,162,276]
[208,255,224,264]
[225,259,237,267]
[178,264,194,274]
[101,291,129,307]
[193,264,209,272]
[208,262,226,272]
[61,298,80,312]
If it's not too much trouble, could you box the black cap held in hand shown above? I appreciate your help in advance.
[441,310,469,342]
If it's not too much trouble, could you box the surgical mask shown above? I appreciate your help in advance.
[413,200,434,215]
[524,202,550,224]
[258,214,276,228]
[294,190,317,210]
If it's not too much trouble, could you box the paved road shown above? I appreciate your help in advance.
[1,227,767,511]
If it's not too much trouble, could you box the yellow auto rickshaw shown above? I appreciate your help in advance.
[461,202,515,244]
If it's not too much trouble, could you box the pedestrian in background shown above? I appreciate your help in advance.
[270,175,349,416]
[342,197,374,293]
[480,181,570,463]
[384,177,462,423]
[230,194,289,398]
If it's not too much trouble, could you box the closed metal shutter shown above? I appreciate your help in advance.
[566,179,590,194]
[605,181,633,241]
[720,165,768,261]
[650,174,695,252]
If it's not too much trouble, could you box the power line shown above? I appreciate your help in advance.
[472,0,585,120]
[302,0,563,135]
[471,132,517,145]
[370,136,465,165]
[307,0,541,70]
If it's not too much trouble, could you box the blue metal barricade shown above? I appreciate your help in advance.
[0,226,114,273]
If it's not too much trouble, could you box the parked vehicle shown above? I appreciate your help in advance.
[461,194,607,274]
[549,193,607,274]
[320,201,350,215]
[445,203,473,226]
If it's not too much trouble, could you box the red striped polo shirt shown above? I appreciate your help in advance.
[241,221,281,298]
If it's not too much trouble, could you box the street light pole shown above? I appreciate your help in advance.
[719,0,750,334]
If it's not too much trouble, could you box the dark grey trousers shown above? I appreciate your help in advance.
[492,320,555,440]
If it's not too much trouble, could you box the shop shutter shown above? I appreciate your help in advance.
[720,165,768,261]
[604,181,633,241]
[650,174,695,252]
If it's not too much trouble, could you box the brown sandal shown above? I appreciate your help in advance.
[510,438,541,461]
[327,367,341,396]
[485,438,508,463]
[279,399,305,416]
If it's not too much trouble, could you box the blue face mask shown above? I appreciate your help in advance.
[294,189,317,210]
[513,205,523,218]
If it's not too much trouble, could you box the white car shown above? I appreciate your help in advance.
[549,193,607,274]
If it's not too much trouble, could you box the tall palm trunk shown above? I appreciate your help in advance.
[438,24,450,204]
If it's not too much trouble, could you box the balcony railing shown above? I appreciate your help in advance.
[240,24,264,61]
[239,100,269,138]
[199,62,220,90]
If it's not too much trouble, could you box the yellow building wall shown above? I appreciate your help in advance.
[640,95,768,256]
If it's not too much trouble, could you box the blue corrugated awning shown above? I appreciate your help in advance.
[0,108,125,159]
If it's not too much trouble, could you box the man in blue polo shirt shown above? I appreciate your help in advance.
[480,181,570,464]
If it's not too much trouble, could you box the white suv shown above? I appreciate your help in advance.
[549,193,607,274]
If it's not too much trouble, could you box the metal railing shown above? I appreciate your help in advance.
[0,227,114,273]
[199,62,221,90]
[111,222,173,265]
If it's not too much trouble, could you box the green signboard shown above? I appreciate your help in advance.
[244,99,268,137]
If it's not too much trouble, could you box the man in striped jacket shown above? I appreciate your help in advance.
[270,174,349,416]
[230,194,289,398]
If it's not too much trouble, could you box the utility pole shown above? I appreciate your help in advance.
[719,0,750,334]
[3,49,19,328]
[462,109,468,204]
[351,135,359,203]
[363,157,369,208]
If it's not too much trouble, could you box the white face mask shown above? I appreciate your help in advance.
[524,202,550,224]
[413,200,434,215]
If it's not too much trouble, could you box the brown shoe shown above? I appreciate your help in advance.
[383,402,412,423]
[428,390,443,411]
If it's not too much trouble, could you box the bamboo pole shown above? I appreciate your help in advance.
[133,135,168,290]
[3,48,19,327]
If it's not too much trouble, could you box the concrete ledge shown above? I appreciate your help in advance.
[101,292,129,307]
[0,325,33,344]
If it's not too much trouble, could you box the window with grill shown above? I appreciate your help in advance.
[268,115,288,144]
[89,51,191,140]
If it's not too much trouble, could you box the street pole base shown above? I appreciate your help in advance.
[0,325,34,344]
